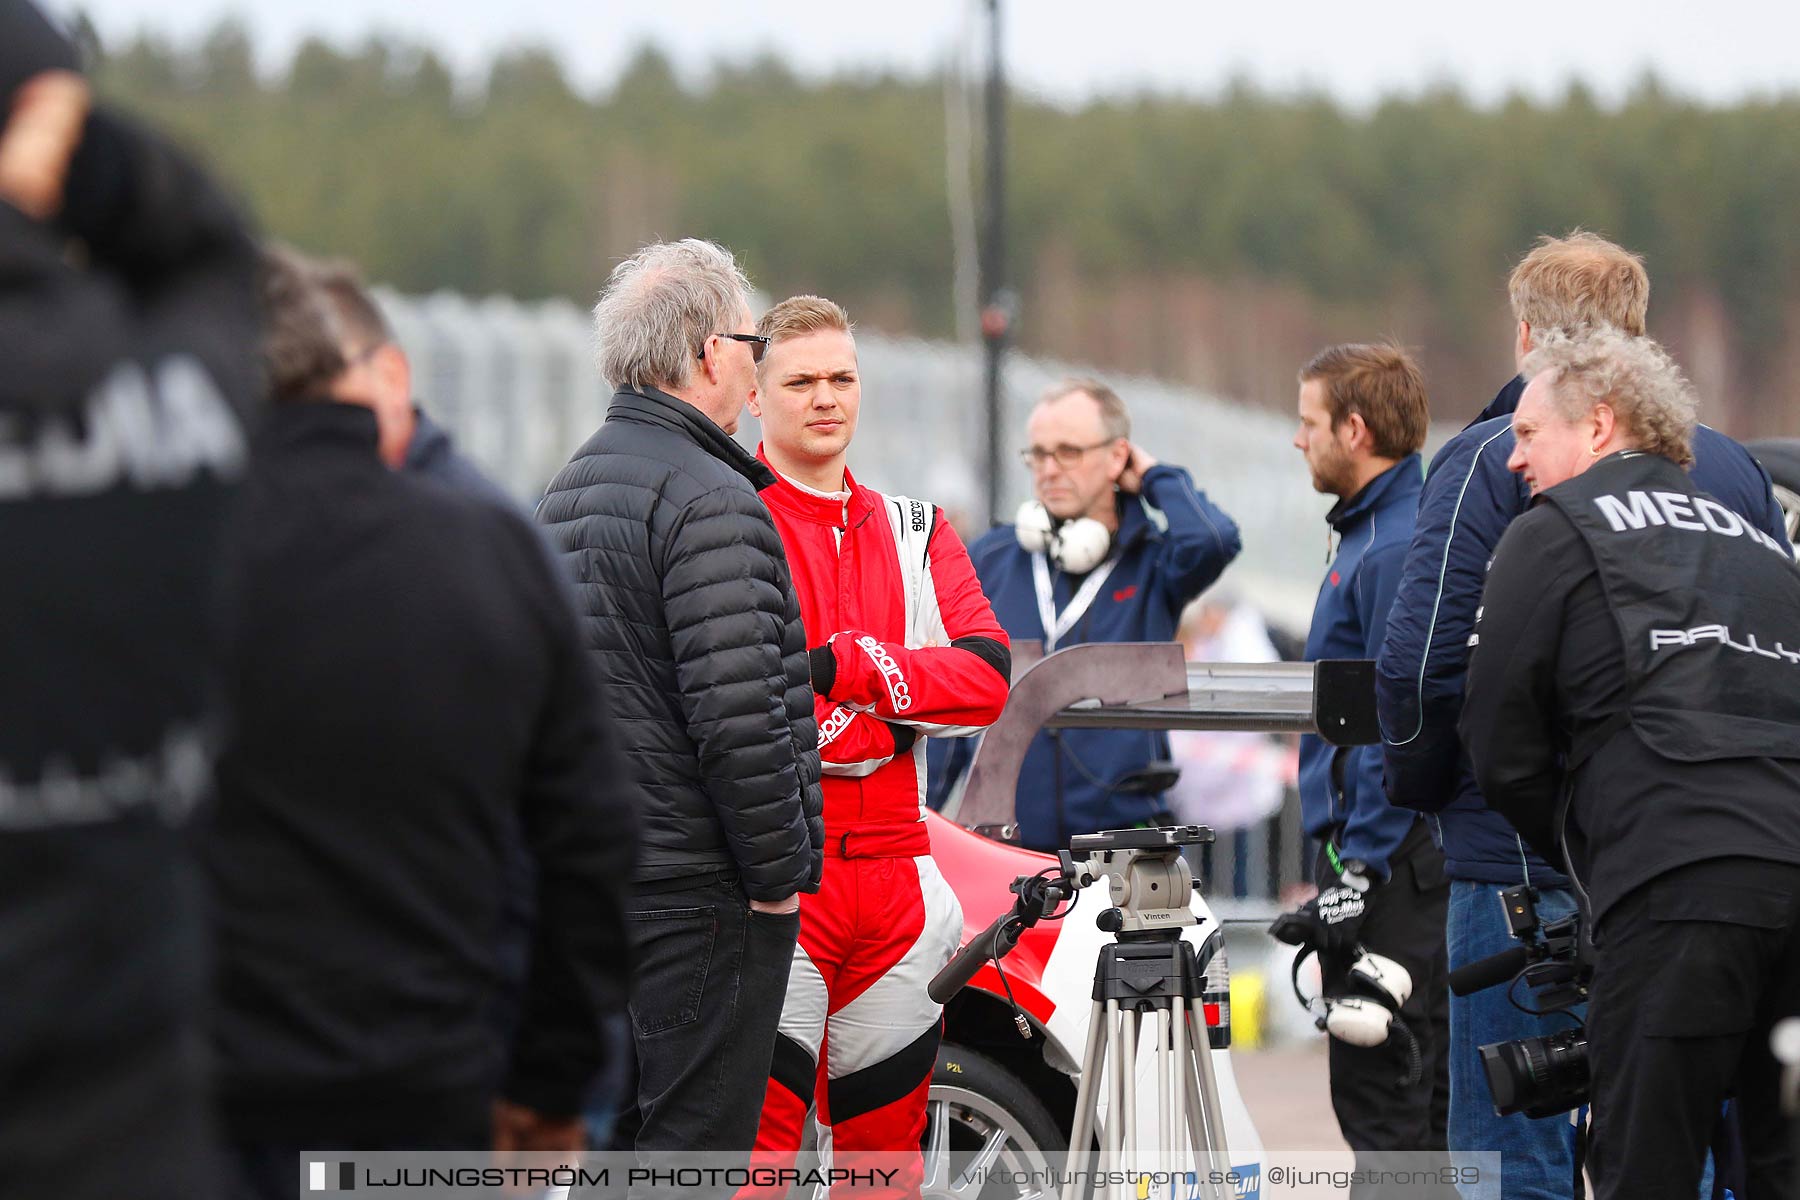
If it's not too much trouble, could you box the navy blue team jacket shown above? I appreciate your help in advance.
[1299,455,1424,882]
[928,465,1240,849]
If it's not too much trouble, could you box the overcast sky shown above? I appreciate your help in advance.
[57,0,1800,108]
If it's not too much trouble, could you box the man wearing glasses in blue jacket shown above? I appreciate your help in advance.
[929,378,1241,849]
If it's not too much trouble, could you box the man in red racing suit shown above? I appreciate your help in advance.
[741,296,1010,1197]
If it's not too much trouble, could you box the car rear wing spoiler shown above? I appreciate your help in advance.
[949,641,1376,831]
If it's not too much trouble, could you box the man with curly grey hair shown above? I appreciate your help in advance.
[1378,231,1789,1200]
[1506,329,1698,485]
[1462,329,1800,1200]
[538,239,824,1187]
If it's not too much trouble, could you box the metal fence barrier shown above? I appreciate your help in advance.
[376,289,1446,906]
[378,289,1345,630]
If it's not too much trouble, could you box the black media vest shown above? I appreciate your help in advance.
[1541,451,1800,765]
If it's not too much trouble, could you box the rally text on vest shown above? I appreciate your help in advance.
[1593,489,1787,555]
[1649,623,1800,664]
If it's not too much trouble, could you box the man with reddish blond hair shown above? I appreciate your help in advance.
[1507,230,1649,347]
[741,295,1010,1197]
[1378,231,1786,1199]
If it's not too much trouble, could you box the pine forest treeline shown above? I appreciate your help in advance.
[91,24,1800,434]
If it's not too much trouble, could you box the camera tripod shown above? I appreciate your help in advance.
[1061,915,1235,1200]
[928,825,1239,1200]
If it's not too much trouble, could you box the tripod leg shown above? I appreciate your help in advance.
[1062,999,1108,1200]
[1192,1011,1232,1163]
[1121,1008,1139,1163]
[1170,993,1192,1162]
[1184,1009,1235,1200]
[1182,1037,1222,1199]
[1177,999,1206,1147]
[1156,1009,1172,1157]
[1177,999,1228,1200]
[1094,1000,1108,1180]
[1101,1000,1130,1187]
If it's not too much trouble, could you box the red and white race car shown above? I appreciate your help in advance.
[923,810,1264,1196]
[914,643,1380,1197]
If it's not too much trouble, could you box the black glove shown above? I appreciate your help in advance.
[1270,861,1376,957]
[1308,883,1369,954]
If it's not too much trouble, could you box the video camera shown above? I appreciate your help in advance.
[1447,885,1593,1119]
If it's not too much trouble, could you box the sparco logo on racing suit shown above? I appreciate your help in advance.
[817,705,856,747]
[854,635,913,712]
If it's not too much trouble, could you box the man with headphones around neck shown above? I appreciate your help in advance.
[930,378,1242,851]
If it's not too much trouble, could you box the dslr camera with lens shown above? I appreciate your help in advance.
[1446,884,1593,1119]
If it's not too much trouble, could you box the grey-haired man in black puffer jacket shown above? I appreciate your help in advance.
[538,238,823,1191]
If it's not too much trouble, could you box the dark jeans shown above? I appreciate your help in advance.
[1322,821,1456,1199]
[1588,857,1800,1200]
[601,870,800,1200]
[1446,881,1584,1200]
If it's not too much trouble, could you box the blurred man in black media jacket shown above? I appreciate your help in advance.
[0,4,263,1197]
[205,247,634,1199]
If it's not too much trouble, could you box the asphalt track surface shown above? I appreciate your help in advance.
[1234,1040,1351,1152]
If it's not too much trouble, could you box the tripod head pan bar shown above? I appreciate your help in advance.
[1069,824,1214,855]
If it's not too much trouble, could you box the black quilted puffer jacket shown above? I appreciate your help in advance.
[537,387,824,900]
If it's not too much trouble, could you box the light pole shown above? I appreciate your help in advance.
[978,0,1010,528]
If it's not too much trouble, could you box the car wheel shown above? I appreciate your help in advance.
[922,1044,1064,1200]
[1749,438,1800,555]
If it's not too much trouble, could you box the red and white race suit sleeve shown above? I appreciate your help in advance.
[814,696,918,778]
[817,516,1010,735]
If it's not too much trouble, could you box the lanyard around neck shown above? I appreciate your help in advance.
[1031,550,1121,652]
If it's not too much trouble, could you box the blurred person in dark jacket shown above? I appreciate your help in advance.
[1377,232,1787,1200]
[0,4,263,1196]
[1463,330,1800,1200]
[307,258,514,506]
[205,246,632,1198]
[536,239,824,1191]
[311,257,634,1143]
